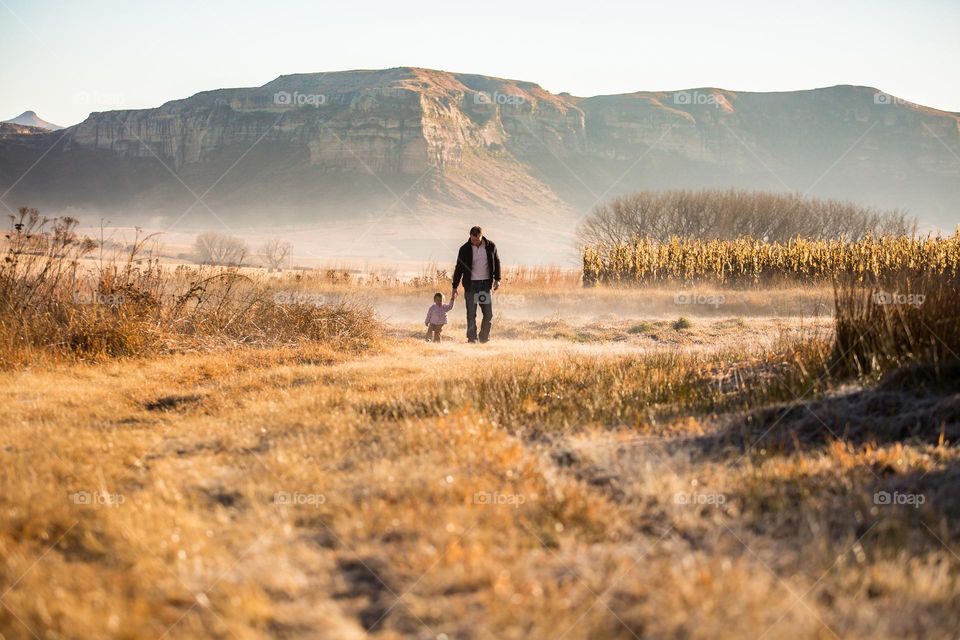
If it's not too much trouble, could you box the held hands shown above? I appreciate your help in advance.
[493,280,500,291]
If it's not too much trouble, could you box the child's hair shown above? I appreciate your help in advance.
[433,292,443,303]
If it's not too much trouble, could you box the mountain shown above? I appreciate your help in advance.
[0,68,958,255]
[2,110,64,131]
[0,122,50,137]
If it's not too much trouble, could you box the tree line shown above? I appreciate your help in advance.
[578,189,915,246]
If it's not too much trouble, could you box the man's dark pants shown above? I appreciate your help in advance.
[465,279,493,343]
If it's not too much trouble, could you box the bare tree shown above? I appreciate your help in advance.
[259,239,292,272]
[193,232,248,266]
[578,188,915,246]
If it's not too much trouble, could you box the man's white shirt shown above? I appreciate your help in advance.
[471,241,490,281]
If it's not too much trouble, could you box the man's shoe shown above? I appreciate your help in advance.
[468,339,478,344]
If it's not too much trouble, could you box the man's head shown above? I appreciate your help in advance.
[469,225,483,247]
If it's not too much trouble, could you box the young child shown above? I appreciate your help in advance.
[424,291,456,342]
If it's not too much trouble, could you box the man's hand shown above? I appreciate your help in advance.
[493,280,500,291]
[451,289,458,299]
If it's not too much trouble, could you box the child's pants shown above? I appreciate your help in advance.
[426,324,444,342]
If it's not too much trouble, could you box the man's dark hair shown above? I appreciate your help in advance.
[469,225,482,237]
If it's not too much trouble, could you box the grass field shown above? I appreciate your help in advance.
[1,215,958,638]
[2,296,958,639]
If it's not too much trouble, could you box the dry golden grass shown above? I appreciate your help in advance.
[833,269,960,379]
[2,319,958,638]
[2,211,959,638]
[0,209,382,367]
[267,261,583,296]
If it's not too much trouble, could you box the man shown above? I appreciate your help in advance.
[452,226,502,343]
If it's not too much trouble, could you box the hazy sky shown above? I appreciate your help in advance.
[2,0,958,127]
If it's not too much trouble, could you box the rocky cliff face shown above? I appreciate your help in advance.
[1,67,958,229]
[0,122,49,137]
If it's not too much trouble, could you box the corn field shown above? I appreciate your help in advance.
[582,233,960,286]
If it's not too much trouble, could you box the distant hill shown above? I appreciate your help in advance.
[2,110,64,131]
[0,122,50,137]
[0,68,958,242]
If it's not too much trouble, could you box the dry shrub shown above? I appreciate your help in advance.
[833,269,960,379]
[0,208,381,366]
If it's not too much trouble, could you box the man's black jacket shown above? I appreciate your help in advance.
[452,238,501,290]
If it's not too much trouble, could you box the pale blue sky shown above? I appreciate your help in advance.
[2,0,958,127]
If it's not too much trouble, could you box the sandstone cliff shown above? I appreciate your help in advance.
[1,67,958,230]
